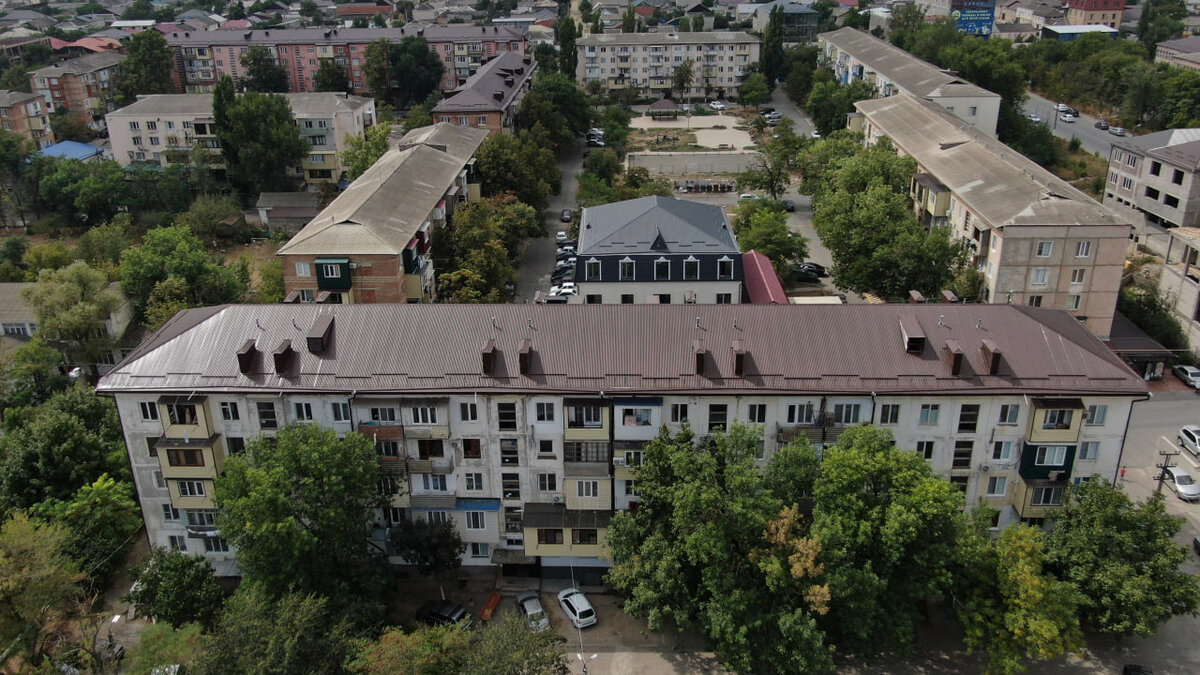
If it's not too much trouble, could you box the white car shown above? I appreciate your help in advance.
[709,100,726,111]
[738,193,760,200]
[1173,364,1200,388]
[549,282,577,296]
[557,588,596,628]
[810,130,821,139]
[1054,103,1069,112]
[1163,465,1200,502]
[1179,425,1200,455]
[1026,113,1042,123]
[1058,113,1076,123]
[516,591,551,632]
[555,231,568,244]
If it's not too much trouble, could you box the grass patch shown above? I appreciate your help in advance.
[1050,137,1109,198]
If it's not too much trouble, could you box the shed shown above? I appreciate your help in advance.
[648,97,680,120]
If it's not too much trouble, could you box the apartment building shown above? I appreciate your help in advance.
[165,25,528,95]
[0,282,134,375]
[0,90,52,149]
[852,93,1131,339]
[1154,35,1200,73]
[95,302,1147,574]
[1065,0,1125,28]
[818,28,1001,136]
[1156,227,1200,356]
[105,93,375,186]
[29,51,124,132]
[276,122,489,303]
[574,196,744,304]
[576,31,760,100]
[432,51,536,136]
[1103,128,1200,257]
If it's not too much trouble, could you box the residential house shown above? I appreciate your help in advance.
[0,89,52,149]
[573,196,744,304]
[431,51,536,136]
[994,0,1067,31]
[851,93,1132,339]
[0,34,51,64]
[30,50,125,132]
[0,281,133,374]
[95,302,1148,572]
[1102,128,1200,255]
[1065,0,1125,28]
[40,139,104,161]
[105,92,375,186]
[1040,24,1120,40]
[255,191,323,234]
[818,27,1001,136]
[577,31,761,100]
[275,122,490,303]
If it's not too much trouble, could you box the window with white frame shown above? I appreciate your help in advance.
[624,480,639,496]
[538,473,557,491]
[1075,241,1091,258]
[1035,446,1067,465]
[998,404,1019,424]
[654,257,669,280]
[1042,409,1073,429]
[1036,241,1053,257]
[1031,486,1063,506]
[992,440,1014,461]
[166,403,197,425]
[1031,268,1048,286]
[1086,404,1107,425]
[427,511,449,525]
[219,401,239,421]
[371,407,396,422]
[321,264,341,278]
[683,256,699,280]
[986,476,1007,496]
[1070,268,1086,284]
[460,402,477,421]
[465,473,483,491]
[422,474,448,491]
[465,511,486,530]
[411,406,437,424]
[670,403,688,423]
[622,408,652,426]
[747,404,766,423]
[293,402,313,421]
[878,403,900,424]
[470,542,489,558]
[1066,295,1081,310]
[140,401,158,421]
[919,404,940,425]
[717,256,733,279]
[161,503,180,521]
[577,480,599,498]
[177,480,205,497]
[787,403,814,425]
[295,261,311,276]
[536,402,555,422]
[916,441,934,460]
[332,402,351,422]
[585,258,601,280]
[833,404,859,425]
[619,257,634,280]
[1078,441,1099,460]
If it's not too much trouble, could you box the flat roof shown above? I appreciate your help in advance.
[578,30,757,46]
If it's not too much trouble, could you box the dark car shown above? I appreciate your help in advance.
[551,269,574,282]
[799,261,827,277]
[416,600,472,628]
[1095,119,1109,130]
[560,209,573,223]
[789,265,821,283]
[782,199,795,212]
[1065,107,1079,116]
[761,107,775,114]
[543,294,569,304]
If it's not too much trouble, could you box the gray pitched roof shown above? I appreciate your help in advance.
[433,51,536,115]
[578,196,739,255]
[275,123,489,257]
[0,89,38,107]
[1157,35,1200,54]
[30,50,124,78]
[1111,128,1200,171]
[163,24,526,47]
[107,92,371,120]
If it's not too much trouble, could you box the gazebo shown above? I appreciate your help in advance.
[648,97,680,120]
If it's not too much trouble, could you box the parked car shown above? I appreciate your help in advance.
[765,111,783,120]
[1173,364,1200,388]
[516,591,551,632]
[766,118,779,127]
[782,199,795,212]
[557,588,597,628]
[586,138,605,147]
[555,231,568,244]
[554,258,577,271]
[556,245,576,256]
[1065,107,1079,116]
[709,100,726,110]
[587,128,605,138]
[811,130,822,139]
[549,282,577,296]
[416,601,472,628]
[680,103,692,112]
[1179,425,1200,455]
[739,193,760,200]
[1095,119,1110,130]
[1162,465,1200,502]
[1058,113,1076,123]
[798,261,827,277]
[1109,126,1127,136]
[1054,102,1069,112]
[1194,534,1200,557]
[560,209,573,223]
[1026,113,1042,123]
[543,294,568,304]
[760,107,775,114]
[788,265,821,283]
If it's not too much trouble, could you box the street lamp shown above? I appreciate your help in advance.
[577,652,598,674]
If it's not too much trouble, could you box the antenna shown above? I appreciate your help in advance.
[733,319,738,330]
[292,318,299,330]
[696,316,701,328]
[491,316,498,329]
[527,318,533,329]
[938,315,944,327]
[256,318,263,330]
[977,319,982,329]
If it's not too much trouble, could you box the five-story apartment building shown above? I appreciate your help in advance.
[576,31,760,99]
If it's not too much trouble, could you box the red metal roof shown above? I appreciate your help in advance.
[742,251,788,305]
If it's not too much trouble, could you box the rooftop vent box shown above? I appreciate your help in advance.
[272,340,296,375]
[482,339,496,375]
[981,338,1002,375]
[306,314,334,354]
[899,314,925,354]
[236,339,258,374]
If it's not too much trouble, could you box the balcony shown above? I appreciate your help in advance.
[1026,398,1084,444]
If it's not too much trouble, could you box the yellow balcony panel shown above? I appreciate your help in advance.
[168,480,213,510]
[521,503,611,558]
[156,436,221,480]
[157,395,213,438]
[565,474,612,512]
[1026,397,1084,444]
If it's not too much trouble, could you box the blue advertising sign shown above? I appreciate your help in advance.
[951,0,995,36]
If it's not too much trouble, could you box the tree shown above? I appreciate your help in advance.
[1044,479,1200,636]
[341,121,393,182]
[174,194,244,241]
[50,111,95,142]
[533,42,558,74]
[516,72,591,153]
[35,158,129,227]
[740,72,769,106]
[116,30,174,105]
[3,338,68,407]
[475,131,562,211]
[32,473,142,586]
[21,241,74,276]
[240,45,290,93]
[214,87,309,196]
[122,623,205,675]
[805,79,875,135]
[143,276,195,332]
[363,38,445,107]
[21,262,121,373]
[673,59,695,97]
[313,58,350,93]
[119,225,246,318]
[0,514,84,667]
[198,583,357,674]
[127,548,225,629]
[390,514,466,577]
[214,424,388,614]
[78,215,133,266]
[350,623,471,675]
[761,6,785,86]
[256,258,285,303]
[363,38,392,104]
[734,203,808,279]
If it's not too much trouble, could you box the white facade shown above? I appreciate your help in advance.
[576,279,742,304]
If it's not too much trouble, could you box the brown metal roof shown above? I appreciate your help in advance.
[97,303,1148,398]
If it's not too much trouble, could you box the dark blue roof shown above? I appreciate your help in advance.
[40,140,103,161]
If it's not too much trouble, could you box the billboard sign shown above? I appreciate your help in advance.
[951,0,995,36]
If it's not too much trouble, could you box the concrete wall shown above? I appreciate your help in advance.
[627,150,759,174]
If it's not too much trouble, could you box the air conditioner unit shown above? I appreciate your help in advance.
[349,262,358,269]
[980,464,990,472]
[551,496,563,504]
[612,457,626,466]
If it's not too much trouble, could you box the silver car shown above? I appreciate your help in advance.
[557,588,596,628]
[515,591,551,632]
[1173,364,1200,388]
[1163,465,1200,502]
[1180,426,1200,455]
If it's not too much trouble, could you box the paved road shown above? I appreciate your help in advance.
[1024,92,1119,159]
[514,139,585,302]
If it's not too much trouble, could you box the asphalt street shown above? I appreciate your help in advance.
[515,139,585,302]
[1024,92,1120,158]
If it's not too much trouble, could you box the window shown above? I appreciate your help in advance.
[537,528,563,545]
[331,402,351,422]
[129,121,139,130]
[916,441,934,460]
[576,480,599,498]
[1173,168,1184,185]
[572,528,598,545]
[919,404,940,425]
[1066,295,1081,310]
[427,511,449,525]
[1150,160,1162,176]
[422,474,448,491]
[166,403,197,425]
[1042,409,1073,429]
[469,542,489,558]
[747,404,766,423]
[1027,295,1043,308]
[1145,186,1160,200]
[619,258,634,280]
[299,290,315,302]
[567,405,602,428]
[177,480,205,497]
[319,263,341,279]
[997,404,1018,425]
[538,473,557,491]
[536,402,555,422]
[1071,268,1086,284]
[465,511,486,530]
[621,294,634,304]
[1079,441,1099,460]
[257,402,277,429]
[462,438,482,459]
[1035,446,1067,465]
[140,401,159,421]
[585,294,601,304]
[986,476,1007,496]
[717,257,733,279]
[787,403,814,425]
[417,439,444,459]
[1031,486,1063,506]
[294,402,313,421]
[1165,194,1180,208]
[295,262,311,276]
[1086,404,1107,425]
[670,403,688,423]
[187,510,216,527]
[1036,241,1053,257]
[162,503,180,521]
[878,404,900,424]
[683,257,699,280]
[654,258,669,280]
[952,441,973,468]
[1031,268,1048,286]
[992,440,1013,461]
[500,439,519,465]
[658,294,670,304]
[168,535,186,551]
[623,408,652,426]
[154,471,166,489]
[715,293,732,304]
[226,437,245,454]
[411,406,437,424]
[498,402,517,430]
[708,403,728,431]
[502,473,520,499]
[1121,177,1132,189]
[460,402,477,421]
[1075,241,1091,258]
[166,448,204,467]
[536,440,553,457]
[377,440,400,457]
[968,105,977,116]
[834,404,860,425]
[585,259,601,280]
[957,404,979,433]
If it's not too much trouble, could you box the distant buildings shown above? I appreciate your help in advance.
[0,282,133,375]
[1103,128,1200,253]
[29,51,125,132]
[432,51,536,136]
[0,90,52,149]
[1155,35,1200,73]
[1064,0,1125,28]
[577,31,760,100]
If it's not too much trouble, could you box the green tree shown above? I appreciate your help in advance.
[341,121,393,182]
[1044,479,1200,636]
[119,224,246,318]
[557,17,578,77]
[887,2,928,52]
[805,79,875,135]
[0,513,84,667]
[214,424,388,615]
[214,88,309,197]
[739,72,769,106]
[240,45,290,93]
[32,473,142,586]
[363,38,392,104]
[390,517,467,577]
[622,4,636,32]
[761,6,785,87]
[533,42,558,73]
[50,111,96,142]
[256,258,285,303]
[174,193,243,241]
[673,59,695,96]
[782,45,819,104]
[516,72,591,153]
[21,241,74,276]
[313,58,350,93]
[4,337,68,407]
[362,37,445,107]
[350,623,471,674]
[116,30,175,105]
[1122,285,1189,351]
[127,548,225,629]
[144,276,194,332]
[475,131,562,211]
[35,158,129,226]
[22,261,122,375]
[77,214,133,266]
[734,203,808,279]
[122,623,205,675]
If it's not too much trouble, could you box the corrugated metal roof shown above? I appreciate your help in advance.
[578,31,757,46]
[432,51,535,115]
[0,282,34,323]
[276,123,488,256]
[97,303,1148,398]
[742,251,787,304]
[578,196,739,255]
[819,28,999,101]
[30,50,123,77]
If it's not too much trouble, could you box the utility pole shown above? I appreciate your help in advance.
[1155,448,1181,493]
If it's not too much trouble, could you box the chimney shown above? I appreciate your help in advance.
[692,339,706,375]
[504,77,514,87]
[236,338,258,374]
[518,339,532,374]
[908,290,925,304]
[731,339,746,376]
[944,339,964,376]
[981,339,1002,375]
[272,340,296,375]
[482,339,496,375]
[493,90,504,100]
[305,314,334,354]
[940,289,958,303]
[899,314,925,353]
[523,56,531,65]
